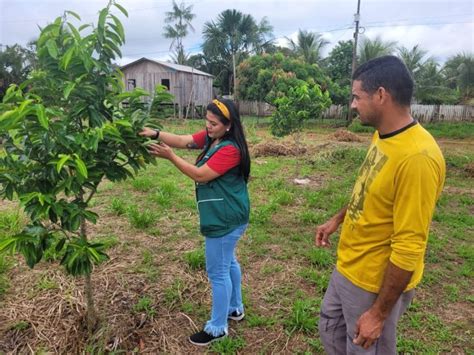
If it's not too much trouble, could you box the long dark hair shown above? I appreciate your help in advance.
[198,98,251,182]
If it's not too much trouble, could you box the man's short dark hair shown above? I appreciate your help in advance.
[352,55,414,106]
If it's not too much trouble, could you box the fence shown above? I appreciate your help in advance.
[239,101,474,122]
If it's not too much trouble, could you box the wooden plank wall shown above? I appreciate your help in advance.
[238,101,474,122]
[121,61,213,117]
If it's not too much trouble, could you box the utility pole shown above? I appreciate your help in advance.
[347,0,361,123]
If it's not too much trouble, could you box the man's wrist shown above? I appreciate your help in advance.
[153,129,160,139]
[370,303,389,321]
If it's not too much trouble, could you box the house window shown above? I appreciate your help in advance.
[127,79,136,91]
[161,79,170,90]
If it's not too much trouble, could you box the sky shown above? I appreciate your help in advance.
[1,0,473,66]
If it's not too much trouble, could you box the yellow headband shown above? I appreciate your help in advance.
[212,99,231,121]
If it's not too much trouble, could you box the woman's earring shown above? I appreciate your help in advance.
[226,128,230,132]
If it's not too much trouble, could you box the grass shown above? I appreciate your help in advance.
[285,297,320,334]
[0,120,473,352]
[132,296,156,317]
[184,247,206,270]
[127,205,157,229]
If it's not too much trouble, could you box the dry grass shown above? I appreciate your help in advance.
[0,122,473,353]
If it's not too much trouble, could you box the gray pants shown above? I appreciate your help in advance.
[319,269,414,355]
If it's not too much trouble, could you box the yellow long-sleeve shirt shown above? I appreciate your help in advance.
[337,122,446,293]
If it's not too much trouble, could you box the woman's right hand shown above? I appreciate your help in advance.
[139,127,158,138]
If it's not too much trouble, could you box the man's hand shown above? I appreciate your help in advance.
[353,307,385,349]
[314,207,346,248]
[315,218,339,247]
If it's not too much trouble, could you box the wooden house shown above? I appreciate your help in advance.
[120,57,214,118]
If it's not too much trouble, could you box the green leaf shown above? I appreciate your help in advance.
[63,82,76,99]
[46,39,59,59]
[0,237,17,253]
[0,110,17,130]
[114,119,132,127]
[61,45,76,70]
[78,24,90,32]
[55,238,67,252]
[56,154,71,173]
[65,10,81,21]
[83,210,98,224]
[98,8,108,32]
[74,155,88,179]
[36,105,49,129]
[109,15,125,41]
[113,3,128,17]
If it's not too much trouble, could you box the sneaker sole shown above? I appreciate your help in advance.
[189,334,227,346]
[228,314,245,321]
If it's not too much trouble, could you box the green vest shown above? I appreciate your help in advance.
[195,139,250,237]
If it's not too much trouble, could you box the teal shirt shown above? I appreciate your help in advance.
[195,139,250,237]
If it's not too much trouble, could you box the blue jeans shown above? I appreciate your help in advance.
[204,224,247,336]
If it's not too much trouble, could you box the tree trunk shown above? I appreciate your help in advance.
[294,132,302,178]
[80,214,97,333]
[232,52,237,100]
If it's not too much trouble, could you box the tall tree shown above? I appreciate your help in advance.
[202,9,273,96]
[443,52,474,101]
[163,0,195,65]
[415,60,459,104]
[397,45,431,78]
[287,30,329,64]
[358,36,396,64]
[0,44,36,98]
[324,40,353,103]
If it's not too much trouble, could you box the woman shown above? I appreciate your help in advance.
[140,98,250,346]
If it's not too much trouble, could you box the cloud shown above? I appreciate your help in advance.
[0,0,472,65]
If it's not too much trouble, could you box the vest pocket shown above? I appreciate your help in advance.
[197,197,229,233]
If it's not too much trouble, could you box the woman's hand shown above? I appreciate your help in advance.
[148,142,175,160]
[139,127,159,139]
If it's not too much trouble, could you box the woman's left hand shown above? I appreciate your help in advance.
[148,142,175,160]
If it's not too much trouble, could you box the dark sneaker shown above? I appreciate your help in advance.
[189,330,226,346]
[228,311,245,321]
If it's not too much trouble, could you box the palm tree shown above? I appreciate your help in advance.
[287,30,329,64]
[443,52,474,100]
[358,36,396,64]
[397,45,431,77]
[163,1,195,64]
[202,9,273,96]
[415,60,459,104]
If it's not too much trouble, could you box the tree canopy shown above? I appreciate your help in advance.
[202,9,273,95]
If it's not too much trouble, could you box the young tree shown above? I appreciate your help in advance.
[271,83,331,138]
[163,0,195,65]
[0,2,157,332]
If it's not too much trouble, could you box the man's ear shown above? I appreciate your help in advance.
[376,86,389,104]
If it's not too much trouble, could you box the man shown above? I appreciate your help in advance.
[315,55,445,354]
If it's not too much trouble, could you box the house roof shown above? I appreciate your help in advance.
[120,57,213,77]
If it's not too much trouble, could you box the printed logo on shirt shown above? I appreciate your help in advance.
[347,145,388,221]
